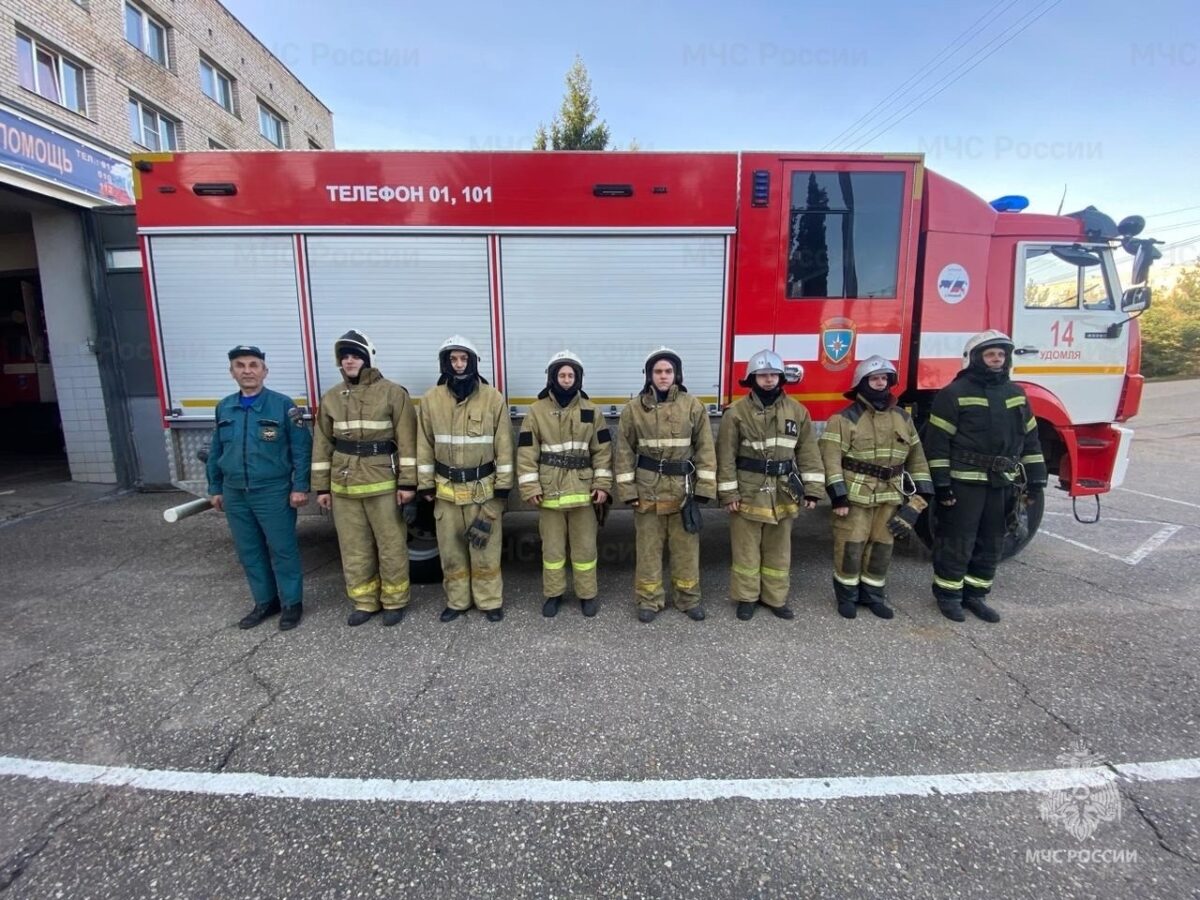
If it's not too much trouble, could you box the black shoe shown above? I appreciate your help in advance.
[347,609,377,627]
[637,608,657,623]
[768,604,795,620]
[381,608,406,627]
[485,608,504,622]
[238,599,280,630]
[542,596,563,618]
[685,606,706,621]
[440,607,465,622]
[278,603,302,631]
[963,596,1000,623]
[736,601,756,621]
[864,601,894,620]
[938,600,966,622]
[581,597,600,618]
[837,600,858,619]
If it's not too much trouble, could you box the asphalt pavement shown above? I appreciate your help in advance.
[0,380,1197,898]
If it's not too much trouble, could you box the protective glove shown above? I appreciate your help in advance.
[401,503,419,526]
[465,514,494,549]
[828,492,850,511]
[886,494,928,538]
[935,485,957,507]
[1024,485,1044,508]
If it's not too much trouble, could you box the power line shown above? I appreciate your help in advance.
[1150,218,1200,234]
[1144,204,1200,219]
[848,0,1065,152]
[821,0,1026,151]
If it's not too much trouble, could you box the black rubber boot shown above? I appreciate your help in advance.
[937,599,966,622]
[685,606,706,621]
[347,609,377,627]
[963,595,1000,623]
[581,597,599,618]
[834,578,858,619]
[736,601,756,621]
[278,603,302,631]
[638,608,657,623]
[439,607,465,622]
[542,596,563,618]
[381,608,405,627]
[485,608,504,622]
[858,584,894,620]
[238,598,280,630]
[767,604,795,620]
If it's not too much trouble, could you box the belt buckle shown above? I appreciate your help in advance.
[656,458,668,474]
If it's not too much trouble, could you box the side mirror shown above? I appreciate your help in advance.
[783,363,804,384]
[1121,285,1151,313]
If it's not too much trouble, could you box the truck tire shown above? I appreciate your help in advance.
[914,488,1044,560]
[407,501,443,583]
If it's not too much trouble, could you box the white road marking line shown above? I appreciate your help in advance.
[1116,488,1200,511]
[0,490,14,496]
[0,754,1198,805]
[1039,525,1182,566]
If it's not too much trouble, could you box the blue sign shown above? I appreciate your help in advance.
[822,328,853,364]
[0,105,133,204]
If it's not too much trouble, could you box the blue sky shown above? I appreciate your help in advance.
[227,0,1199,264]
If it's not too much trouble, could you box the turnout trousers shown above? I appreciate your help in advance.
[633,510,701,612]
[222,484,302,608]
[539,505,598,600]
[434,498,503,611]
[932,482,1011,603]
[832,503,898,605]
[331,492,411,612]
[728,512,794,608]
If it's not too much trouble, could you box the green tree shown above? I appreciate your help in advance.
[1139,262,1200,378]
[533,56,610,151]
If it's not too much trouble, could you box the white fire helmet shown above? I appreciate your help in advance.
[439,334,480,361]
[333,330,377,368]
[852,355,898,386]
[741,348,786,386]
[545,349,584,375]
[962,330,1014,367]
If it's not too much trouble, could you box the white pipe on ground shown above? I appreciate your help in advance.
[163,497,213,523]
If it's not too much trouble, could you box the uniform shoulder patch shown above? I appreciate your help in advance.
[580,408,595,423]
[596,427,612,443]
[784,419,798,436]
[839,402,863,425]
[518,431,534,447]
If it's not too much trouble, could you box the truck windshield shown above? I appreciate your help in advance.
[1022,245,1116,311]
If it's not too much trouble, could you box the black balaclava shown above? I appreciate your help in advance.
[855,378,894,411]
[438,347,480,401]
[338,347,370,385]
[644,351,684,402]
[543,362,583,408]
[966,343,1012,386]
[751,380,783,407]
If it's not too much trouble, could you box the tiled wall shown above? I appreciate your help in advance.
[31,207,116,484]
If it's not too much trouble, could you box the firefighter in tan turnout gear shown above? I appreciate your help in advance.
[717,349,824,621]
[820,356,933,620]
[616,347,717,622]
[417,335,515,622]
[312,331,418,627]
[517,351,613,618]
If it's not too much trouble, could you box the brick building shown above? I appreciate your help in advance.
[0,0,333,486]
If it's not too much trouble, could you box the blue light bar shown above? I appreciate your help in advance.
[990,195,1029,212]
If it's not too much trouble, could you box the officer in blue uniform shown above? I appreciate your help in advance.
[206,346,312,631]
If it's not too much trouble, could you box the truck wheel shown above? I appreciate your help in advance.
[914,489,1044,560]
[407,502,443,583]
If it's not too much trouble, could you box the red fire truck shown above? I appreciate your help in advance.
[133,150,1159,566]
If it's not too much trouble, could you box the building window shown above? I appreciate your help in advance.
[307,137,321,149]
[207,138,226,149]
[124,2,168,66]
[257,101,286,147]
[199,58,234,114]
[15,34,87,114]
[129,96,177,150]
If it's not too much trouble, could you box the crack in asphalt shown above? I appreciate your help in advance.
[1012,557,1199,614]
[214,632,282,773]
[393,622,468,723]
[0,791,107,893]
[1104,763,1200,866]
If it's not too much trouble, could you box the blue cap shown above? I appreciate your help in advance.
[228,345,265,360]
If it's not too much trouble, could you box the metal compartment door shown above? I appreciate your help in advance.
[305,236,492,399]
[148,235,306,419]
[500,235,727,411]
